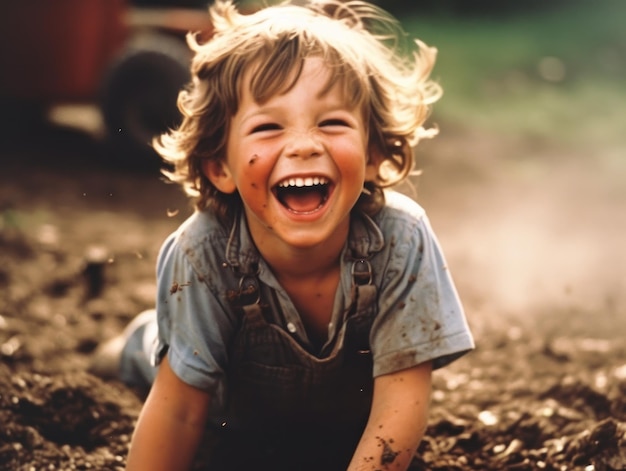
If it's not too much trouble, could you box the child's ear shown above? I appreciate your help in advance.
[202,159,237,194]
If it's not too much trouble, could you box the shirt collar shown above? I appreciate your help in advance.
[224,210,385,275]
[224,211,259,275]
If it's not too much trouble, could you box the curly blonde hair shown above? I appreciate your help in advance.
[156,0,441,222]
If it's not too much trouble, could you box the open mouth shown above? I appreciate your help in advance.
[273,176,331,214]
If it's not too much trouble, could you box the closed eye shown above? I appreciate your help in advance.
[251,123,282,133]
[319,119,351,128]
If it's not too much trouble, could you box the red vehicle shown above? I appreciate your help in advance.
[0,0,213,165]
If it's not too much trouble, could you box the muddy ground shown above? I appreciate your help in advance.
[0,116,624,470]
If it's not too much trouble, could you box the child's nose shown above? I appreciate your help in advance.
[284,129,324,159]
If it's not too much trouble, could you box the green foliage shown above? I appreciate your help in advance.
[402,0,626,144]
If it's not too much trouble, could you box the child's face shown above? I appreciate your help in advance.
[205,57,376,253]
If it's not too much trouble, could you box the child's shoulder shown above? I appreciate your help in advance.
[375,190,427,226]
[164,209,231,258]
[157,210,235,285]
[364,191,431,252]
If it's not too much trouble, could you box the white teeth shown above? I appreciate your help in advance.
[278,176,328,188]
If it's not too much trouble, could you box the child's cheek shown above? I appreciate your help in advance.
[245,153,269,182]
[247,154,260,167]
[240,153,270,201]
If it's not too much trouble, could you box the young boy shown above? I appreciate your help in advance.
[93,1,474,469]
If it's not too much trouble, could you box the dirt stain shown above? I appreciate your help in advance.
[169,281,191,295]
[376,436,399,466]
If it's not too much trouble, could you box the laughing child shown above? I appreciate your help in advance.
[93,1,474,469]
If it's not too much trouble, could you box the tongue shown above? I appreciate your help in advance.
[282,188,324,213]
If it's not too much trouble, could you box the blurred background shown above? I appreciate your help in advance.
[1,0,624,338]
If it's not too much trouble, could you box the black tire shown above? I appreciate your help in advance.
[99,33,191,169]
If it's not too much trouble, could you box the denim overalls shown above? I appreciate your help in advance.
[207,252,378,469]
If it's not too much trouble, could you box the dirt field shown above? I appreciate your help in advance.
[0,116,624,470]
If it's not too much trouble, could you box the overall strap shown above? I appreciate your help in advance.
[350,258,378,320]
[230,255,379,326]
[230,272,266,327]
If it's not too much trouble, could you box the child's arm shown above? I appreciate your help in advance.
[347,361,432,471]
[126,355,211,471]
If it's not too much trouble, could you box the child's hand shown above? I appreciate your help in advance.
[348,361,432,471]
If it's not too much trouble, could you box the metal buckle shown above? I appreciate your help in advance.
[351,259,372,286]
[238,274,261,304]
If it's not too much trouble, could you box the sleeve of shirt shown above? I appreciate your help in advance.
[370,212,474,377]
[153,232,236,406]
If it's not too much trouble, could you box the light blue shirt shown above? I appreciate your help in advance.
[154,190,474,413]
